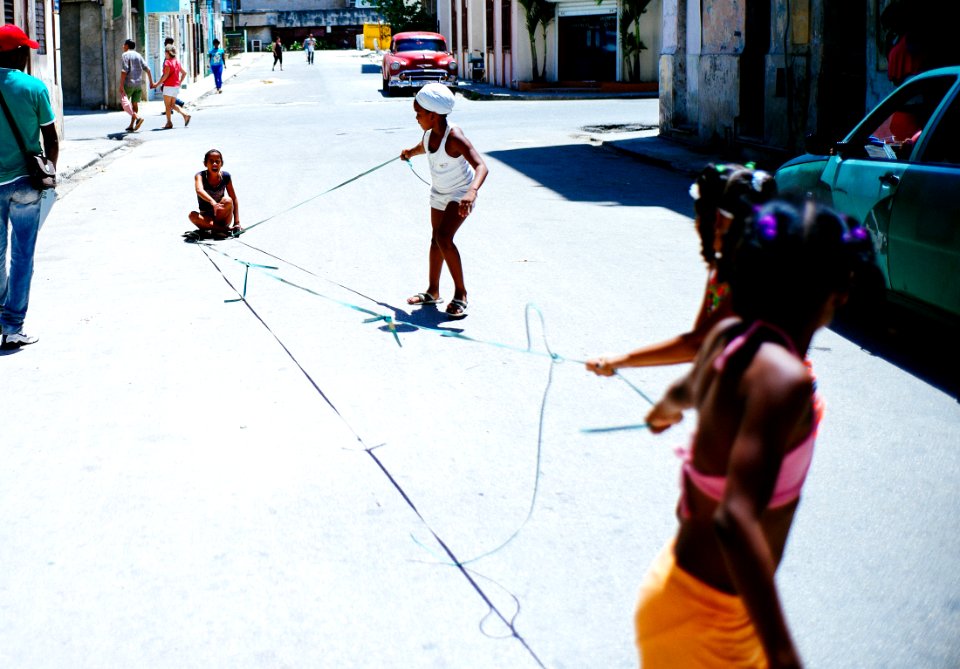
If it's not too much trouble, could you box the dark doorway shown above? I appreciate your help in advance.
[738,0,770,140]
[819,2,867,142]
[558,13,617,81]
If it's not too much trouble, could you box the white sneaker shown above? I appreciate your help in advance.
[1,332,38,349]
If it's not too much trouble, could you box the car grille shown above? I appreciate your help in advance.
[396,68,455,85]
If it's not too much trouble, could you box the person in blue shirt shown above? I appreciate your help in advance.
[209,39,225,93]
[0,25,59,349]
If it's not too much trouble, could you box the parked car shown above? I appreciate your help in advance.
[381,31,457,96]
[776,67,960,319]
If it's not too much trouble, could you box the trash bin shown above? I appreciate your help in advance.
[469,55,485,83]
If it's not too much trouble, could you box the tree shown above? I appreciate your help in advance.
[377,0,436,34]
[619,0,652,81]
[518,0,556,81]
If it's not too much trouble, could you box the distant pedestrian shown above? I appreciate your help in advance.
[163,38,186,107]
[153,44,191,129]
[209,38,226,93]
[637,201,876,668]
[304,34,316,65]
[118,38,153,132]
[586,163,775,374]
[0,25,59,349]
[187,149,241,239]
[272,37,283,71]
[400,84,487,318]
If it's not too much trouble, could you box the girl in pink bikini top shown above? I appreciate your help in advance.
[642,200,877,668]
[676,320,825,518]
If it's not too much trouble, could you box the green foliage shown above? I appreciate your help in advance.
[618,0,651,81]
[378,0,437,33]
[517,0,556,81]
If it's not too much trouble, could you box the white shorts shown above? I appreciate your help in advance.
[162,85,181,98]
[430,185,471,211]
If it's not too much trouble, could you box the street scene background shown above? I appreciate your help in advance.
[2,51,958,668]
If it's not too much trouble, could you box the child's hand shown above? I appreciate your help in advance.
[458,189,477,217]
[645,402,683,434]
[586,357,616,377]
[400,149,413,161]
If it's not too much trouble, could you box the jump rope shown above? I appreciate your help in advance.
[192,155,660,659]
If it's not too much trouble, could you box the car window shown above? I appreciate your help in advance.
[854,75,956,161]
[917,90,960,165]
[395,39,446,53]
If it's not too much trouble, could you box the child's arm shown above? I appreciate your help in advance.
[154,64,170,88]
[194,174,217,208]
[226,179,241,229]
[400,142,425,161]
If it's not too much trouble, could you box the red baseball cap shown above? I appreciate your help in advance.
[0,25,40,51]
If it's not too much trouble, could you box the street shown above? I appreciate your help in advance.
[2,50,958,668]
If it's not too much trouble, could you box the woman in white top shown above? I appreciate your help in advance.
[400,84,488,317]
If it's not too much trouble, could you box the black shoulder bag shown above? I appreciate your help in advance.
[0,89,56,191]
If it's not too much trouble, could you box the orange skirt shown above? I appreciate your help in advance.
[635,542,767,668]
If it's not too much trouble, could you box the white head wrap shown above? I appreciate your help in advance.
[415,84,455,115]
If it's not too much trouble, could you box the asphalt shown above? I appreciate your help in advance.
[57,52,711,186]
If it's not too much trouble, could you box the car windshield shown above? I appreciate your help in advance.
[857,75,956,161]
[395,39,446,53]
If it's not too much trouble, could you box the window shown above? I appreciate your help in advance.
[854,76,955,161]
[3,0,13,24]
[394,38,447,52]
[920,92,960,165]
[501,0,511,51]
[34,0,46,55]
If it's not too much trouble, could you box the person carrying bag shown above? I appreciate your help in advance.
[0,24,59,350]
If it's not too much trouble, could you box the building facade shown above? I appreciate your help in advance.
[60,0,222,110]
[224,0,381,51]
[437,0,662,89]
[659,0,959,160]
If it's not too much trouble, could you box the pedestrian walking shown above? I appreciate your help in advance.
[187,149,241,239]
[304,34,316,65]
[636,201,876,668]
[400,84,487,318]
[209,38,226,93]
[272,37,283,71]
[0,25,59,349]
[586,163,775,374]
[118,38,153,132]
[163,38,186,107]
[153,44,191,129]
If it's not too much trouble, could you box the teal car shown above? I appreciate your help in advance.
[776,67,960,318]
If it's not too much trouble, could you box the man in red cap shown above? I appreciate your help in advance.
[0,24,58,349]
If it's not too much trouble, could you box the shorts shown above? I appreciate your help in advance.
[635,542,766,668]
[162,85,181,98]
[124,85,144,104]
[430,185,471,211]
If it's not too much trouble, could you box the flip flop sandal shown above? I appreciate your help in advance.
[408,292,443,305]
[445,298,468,317]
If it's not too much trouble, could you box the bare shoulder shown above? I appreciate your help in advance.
[446,125,475,153]
[745,343,812,406]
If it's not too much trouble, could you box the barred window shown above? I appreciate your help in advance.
[34,0,46,55]
[4,0,13,24]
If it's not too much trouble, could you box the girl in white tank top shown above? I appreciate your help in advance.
[399,84,489,318]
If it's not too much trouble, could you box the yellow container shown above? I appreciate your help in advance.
[363,23,391,51]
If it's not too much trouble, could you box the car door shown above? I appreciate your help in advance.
[886,85,960,316]
[820,74,958,287]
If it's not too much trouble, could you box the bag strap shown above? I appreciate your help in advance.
[0,89,32,161]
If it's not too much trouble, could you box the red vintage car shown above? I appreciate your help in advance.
[381,31,458,96]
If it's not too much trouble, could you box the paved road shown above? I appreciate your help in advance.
[2,51,958,668]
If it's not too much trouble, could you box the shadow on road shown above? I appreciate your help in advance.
[360,64,381,74]
[487,143,691,215]
[830,303,960,400]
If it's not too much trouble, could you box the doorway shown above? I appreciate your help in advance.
[558,13,617,81]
